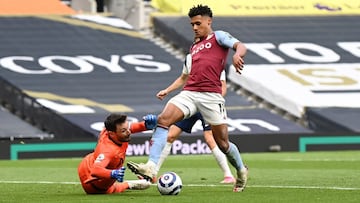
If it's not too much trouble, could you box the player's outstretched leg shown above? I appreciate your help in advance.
[155,142,172,174]
[127,126,169,183]
[127,161,157,183]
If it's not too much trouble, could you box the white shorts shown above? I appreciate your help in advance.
[168,90,227,125]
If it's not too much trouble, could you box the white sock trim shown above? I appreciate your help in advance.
[212,146,233,178]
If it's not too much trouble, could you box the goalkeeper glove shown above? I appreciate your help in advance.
[143,114,157,130]
[111,166,126,182]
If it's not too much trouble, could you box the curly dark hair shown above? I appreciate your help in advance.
[104,113,127,132]
[188,4,213,18]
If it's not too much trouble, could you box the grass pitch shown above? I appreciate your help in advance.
[0,151,359,203]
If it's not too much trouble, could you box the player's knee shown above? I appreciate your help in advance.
[157,115,169,127]
[218,141,229,153]
[157,114,181,127]
[167,135,176,143]
[204,132,216,149]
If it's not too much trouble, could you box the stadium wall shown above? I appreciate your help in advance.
[1,133,360,160]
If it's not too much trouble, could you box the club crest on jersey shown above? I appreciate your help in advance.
[95,153,105,163]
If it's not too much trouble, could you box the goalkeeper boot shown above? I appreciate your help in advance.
[233,166,248,192]
[127,179,151,190]
[127,161,156,183]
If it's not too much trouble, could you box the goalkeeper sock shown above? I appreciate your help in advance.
[225,142,245,171]
[148,126,168,165]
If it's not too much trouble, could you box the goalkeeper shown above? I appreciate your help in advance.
[77,113,157,194]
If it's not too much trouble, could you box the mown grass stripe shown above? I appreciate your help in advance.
[1,180,359,191]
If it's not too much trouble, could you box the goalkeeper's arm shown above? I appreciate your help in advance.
[129,114,157,133]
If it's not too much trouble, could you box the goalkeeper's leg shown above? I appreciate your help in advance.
[110,180,151,193]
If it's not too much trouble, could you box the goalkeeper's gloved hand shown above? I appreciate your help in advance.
[143,114,157,130]
[111,166,126,182]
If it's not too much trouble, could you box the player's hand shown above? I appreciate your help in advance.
[143,114,157,130]
[232,55,244,74]
[111,166,126,182]
[156,89,168,100]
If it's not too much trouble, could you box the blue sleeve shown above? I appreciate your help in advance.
[214,30,239,50]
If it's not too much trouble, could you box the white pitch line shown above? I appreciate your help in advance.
[1,180,359,191]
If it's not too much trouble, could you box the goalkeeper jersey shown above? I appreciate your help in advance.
[78,122,147,191]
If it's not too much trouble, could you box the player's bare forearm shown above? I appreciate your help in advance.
[156,74,188,100]
[233,41,247,57]
[221,80,227,97]
[233,42,246,74]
